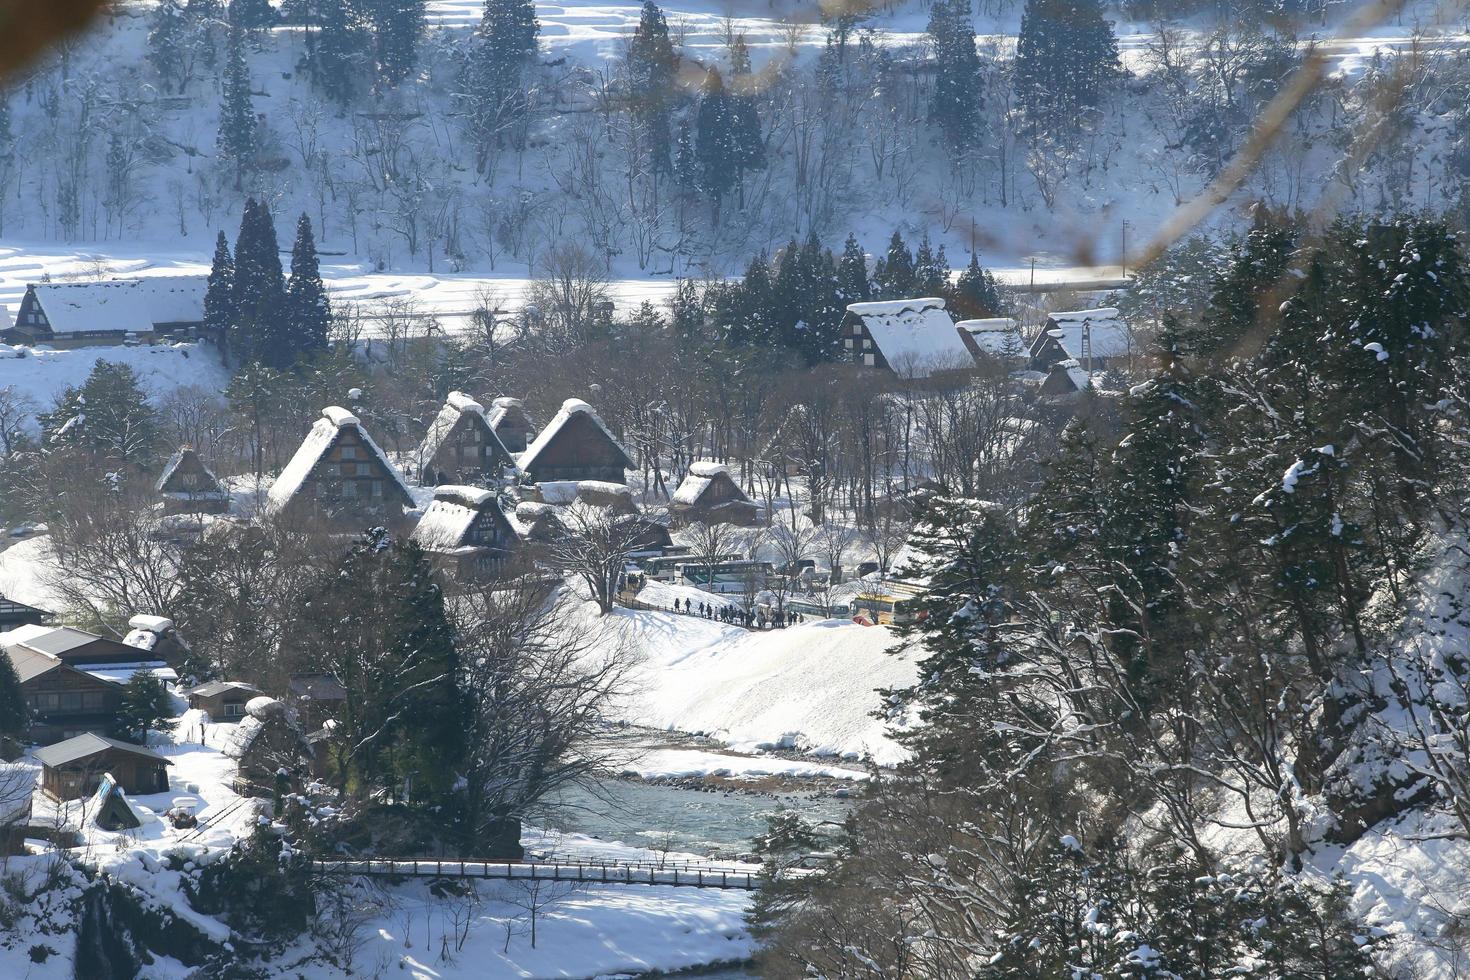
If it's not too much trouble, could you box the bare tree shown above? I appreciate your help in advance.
[544,502,646,614]
[525,242,611,343]
[0,385,37,455]
[685,521,737,587]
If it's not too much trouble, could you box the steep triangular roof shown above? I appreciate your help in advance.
[265,407,413,514]
[486,397,535,451]
[671,462,752,507]
[519,399,634,473]
[1030,308,1132,361]
[415,392,515,477]
[156,446,225,497]
[410,485,515,552]
[846,298,972,378]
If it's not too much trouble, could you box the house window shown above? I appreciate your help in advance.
[224,702,245,718]
[340,446,359,460]
[82,691,106,711]
[863,354,875,366]
[341,481,358,498]
[371,481,384,497]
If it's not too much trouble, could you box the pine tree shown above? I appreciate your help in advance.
[148,0,190,93]
[467,0,539,173]
[0,649,28,753]
[368,0,425,86]
[1201,206,1296,360]
[695,68,739,218]
[913,233,949,295]
[875,230,915,297]
[837,234,871,303]
[669,277,703,343]
[312,0,368,105]
[217,23,256,189]
[1014,0,1118,132]
[285,213,332,361]
[229,0,276,30]
[926,0,983,157]
[114,671,177,743]
[204,230,236,349]
[673,119,698,189]
[728,35,766,199]
[625,0,678,173]
[952,249,1006,317]
[232,199,287,367]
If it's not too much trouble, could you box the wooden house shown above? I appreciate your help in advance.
[1039,359,1094,398]
[487,397,535,453]
[35,733,171,800]
[0,594,51,630]
[617,515,675,557]
[222,697,311,797]
[4,622,177,684]
[512,501,565,544]
[6,645,123,745]
[156,446,229,515]
[265,407,415,529]
[518,399,634,485]
[528,479,637,514]
[2,277,207,348]
[184,681,263,722]
[956,318,1026,366]
[842,298,974,379]
[669,462,759,527]
[410,485,519,579]
[415,392,517,487]
[1028,308,1132,372]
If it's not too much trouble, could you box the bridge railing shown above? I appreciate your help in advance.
[309,857,765,890]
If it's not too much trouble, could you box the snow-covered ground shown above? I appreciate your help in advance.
[601,601,918,766]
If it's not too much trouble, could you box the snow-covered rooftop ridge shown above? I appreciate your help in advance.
[1049,307,1120,322]
[847,297,946,316]
[321,406,359,427]
[24,276,207,335]
[433,484,496,506]
[491,397,522,408]
[127,614,172,633]
[446,390,485,415]
[956,317,1018,332]
[578,480,631,495]
[846,297,972,379]
[519,398,630,471]
[688,461,729,478]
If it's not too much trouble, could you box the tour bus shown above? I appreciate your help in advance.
[638,552,738,582]
[849,583,928,626]
[677,559,773,594]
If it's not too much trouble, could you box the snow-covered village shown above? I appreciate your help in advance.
[1,0,1470,975]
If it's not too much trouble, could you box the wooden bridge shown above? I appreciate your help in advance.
[310,855,779,890]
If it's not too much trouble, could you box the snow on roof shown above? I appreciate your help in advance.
[411,486,499,551]
[416,392,514,473]
[34,733,169,768]
[519,398,633,472]
[79,663,178,685]
[487,397,530,428]
[671,462,744,506]
[1035,308,1132,361]
[128,614,173,633]
[846,297,972,378]
[1048,359,1094,392]
[155,447,222,495]
[577,480,631,497]
[222,715,264,759]
[956,318,1024,358]
[24,276,207,335]
[1,622,56,650]
[186,680,261,699]
[536,481,582,505]
[265,407,410,513]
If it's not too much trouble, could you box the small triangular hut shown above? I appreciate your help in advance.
[266,407,414,527]
[487,397,536,453]
[410,485,519,579]
[518,399,634,485]
[669,462,758,527]
[416,392,516,486]
[156,447,228,514]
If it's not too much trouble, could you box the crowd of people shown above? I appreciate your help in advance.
[666,597,808,630]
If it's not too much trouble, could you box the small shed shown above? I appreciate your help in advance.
[518,399,634,485]
[410,485,518,579]
[487,397,536,453]
[669,462,759,527]
[156,447,229,515]
[416,392,517,486]
[185,680,263,722]
[35,733,171,801]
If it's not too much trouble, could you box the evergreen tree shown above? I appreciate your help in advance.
[285,213,332,361]
[232,199,287,367]
[925,0,983,157]
[913,233,950,295]
[625,0,678,173]
[695,68,739,218]
[147,0,190,93]
[1201,206,1296,360]
[837,233,871,303]
[39,361,162,467]
[669,277,703,343]
[0,649,28,753]
[874,230,915,297]
[312,0,368,105]
[728,35,766,196]
[466,0,539,173]
[229,0,276,29]
[204,230,237,351]
[952,249,1006,317]
[216,23,256,189]
[1014,0,1118,131]
[114,671,176,743]
[368,0,425,86]
[673,118,698,189]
